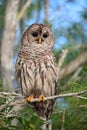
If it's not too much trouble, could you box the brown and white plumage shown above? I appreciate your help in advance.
[15,24,57,121]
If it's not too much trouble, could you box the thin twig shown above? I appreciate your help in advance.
[0,92,22,97]
[79,105,87,108]
[61,109,65,130]
[60,66,83,91]
[0,99,25,112]
[76,95,87,100]
[59,51,87,80]
[69,66,83,81]
[0,102,11,111]
[17,0,32,21]
[57,49,68,79]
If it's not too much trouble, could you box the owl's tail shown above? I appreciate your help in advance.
[30,99,55,120]
[30,100,54,129]
[41,119,52,130]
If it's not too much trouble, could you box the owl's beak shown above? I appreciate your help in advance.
[38,37,43,44]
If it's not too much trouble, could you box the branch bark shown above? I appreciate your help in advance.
[59,51,87,80]
[57,49,68,79]
[0,90,87,104]
[17,0,32,21]
[44,0,49,23]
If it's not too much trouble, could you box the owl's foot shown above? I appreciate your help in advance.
[38,94,45,102]
[25,95,34,102]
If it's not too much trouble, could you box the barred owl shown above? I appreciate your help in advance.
[16,24,57,121]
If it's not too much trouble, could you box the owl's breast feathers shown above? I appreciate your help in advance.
[16,48,58,120]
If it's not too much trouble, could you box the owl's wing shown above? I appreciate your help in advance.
[15,60,24,95]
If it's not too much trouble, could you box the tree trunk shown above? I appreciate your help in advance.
[1,0,20,92]
[44,0,49,23]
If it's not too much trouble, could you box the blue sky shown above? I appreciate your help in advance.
[16,0,87,49]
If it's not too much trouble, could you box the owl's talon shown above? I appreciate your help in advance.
[25,95,34,102]
[38,94,45,102]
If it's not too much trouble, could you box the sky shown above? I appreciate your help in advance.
[16,0,87,51]
[25,0,86,26]
[24,0,87,49]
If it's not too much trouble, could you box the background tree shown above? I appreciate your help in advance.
[1,0,20,92]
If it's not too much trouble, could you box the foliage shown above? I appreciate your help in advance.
[0,50,87,129]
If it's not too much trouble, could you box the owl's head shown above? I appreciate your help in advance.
[21,24,54,48]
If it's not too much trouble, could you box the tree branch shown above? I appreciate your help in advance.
[76,95,87,100]
[59,51,87,80]
[61,109,65,130]
[0,90,87,104]
[17,0,32,21]
[57,49,68,79]
[44,0,49,23]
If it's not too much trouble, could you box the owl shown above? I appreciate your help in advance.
[15,24,57,121]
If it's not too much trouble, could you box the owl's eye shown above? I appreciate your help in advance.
[43,33,48,38]
[31,32,38,37]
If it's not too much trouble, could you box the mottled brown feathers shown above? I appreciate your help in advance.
[15,24,57,120]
